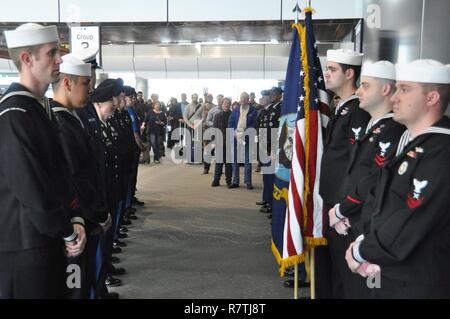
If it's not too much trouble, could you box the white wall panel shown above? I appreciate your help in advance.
[136,71,167,78]
[264,57,288,71]
[231,57,264,71]
[264,71,286,80]
[60,0,167,22]
[169,0,281,22]
[166,58,198,72]
[102,56,134,72]
[198,71,231,79]
[167,71,198,79]
[231,71,264,79]
[198,58,229,71]
[134,57,166,71]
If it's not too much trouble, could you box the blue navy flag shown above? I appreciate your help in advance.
[271,8,330,275]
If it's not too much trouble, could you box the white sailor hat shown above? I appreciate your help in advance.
[4,23,59,49]
[60,53,91,77]
[327,49,364,66]
[396,59,450,84]
[71,47,99,63]
[361,61,396,80]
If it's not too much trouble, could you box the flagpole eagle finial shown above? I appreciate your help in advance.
[292,3,301,24]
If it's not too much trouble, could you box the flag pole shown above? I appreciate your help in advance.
[310,248,316,299]
[291,1,302,301]
[308,0,315,300]
[294,264,299,299]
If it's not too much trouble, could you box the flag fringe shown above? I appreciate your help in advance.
[272,238,327,277]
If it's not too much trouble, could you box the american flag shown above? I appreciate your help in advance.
[272,8,330,275]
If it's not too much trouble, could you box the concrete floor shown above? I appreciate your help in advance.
[110,156,308,299]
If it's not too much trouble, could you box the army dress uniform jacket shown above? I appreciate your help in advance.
[259,101,282,158]
[0,83,76,252]
[319,95,371,207]
[335,114,406,228]
[355,116,450,298]
[109,108,134,200]
[77,104,120,213]
[51,101,108,233]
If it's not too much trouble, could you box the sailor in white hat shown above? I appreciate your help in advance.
[5,23,62,92]
[0,23,79,298]
[51,53,112,298]
[316,49,371,298]
[345,60,450,298]
[328,60,406,298]
[72,47,100,92]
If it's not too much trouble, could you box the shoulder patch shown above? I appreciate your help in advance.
[407,178,428,209]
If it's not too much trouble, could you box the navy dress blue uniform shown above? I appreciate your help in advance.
[316,95,370,298]
[51,100,109,298]
[320,95,371,207]
[337,115,406,228]
[355,116,450,298]
[331,114,406,298]
[109,108,134,230]
[0,84,77,298]
[126,106,142,210]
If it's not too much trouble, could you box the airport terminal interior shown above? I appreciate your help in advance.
[0,0,449,300]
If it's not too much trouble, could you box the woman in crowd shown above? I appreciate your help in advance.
[142,101,167,164]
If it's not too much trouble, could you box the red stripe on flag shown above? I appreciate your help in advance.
[305,110,319,237]
[295,125,306,174]
[286,206,298,257]
[288,164,305,256]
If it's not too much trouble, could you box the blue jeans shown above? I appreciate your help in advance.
[232,141,252,185]
[148,132,161,161]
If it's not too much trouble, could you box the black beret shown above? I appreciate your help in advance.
[123,85,136,97]
[97,78,124,97]
[271,86,283,94]
[90,83,116,103]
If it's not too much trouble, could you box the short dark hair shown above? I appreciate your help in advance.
[52,73,79,91]
[340,63,362,86]
[421,83,450,114]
